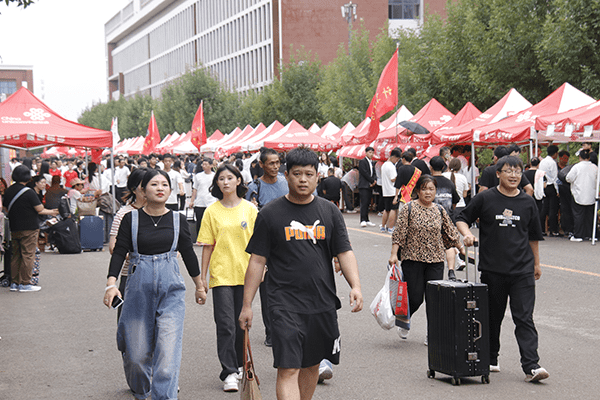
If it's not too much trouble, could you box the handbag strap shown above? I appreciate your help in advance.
[8,187,31,213]
[243,328,260,386]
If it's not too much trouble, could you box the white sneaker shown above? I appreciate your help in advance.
[379,225,386,232]
[424,336,428,346]
[236,367,243,380]
[490,363,501,372]
[525,367,549,382]
[570,237,583,242]
[223,373,239,392]
[19,284,41,292]
[360,221,367,227]
[397,327,409,339]
[318,359,333,383]
[365,221,376,227]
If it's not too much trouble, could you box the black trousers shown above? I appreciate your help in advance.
[541,185,559,233]
[558,184,574,234]
[572,202,595,239]
[115,187,126,205]
[342,182,354,211]
[401,260,444,317]
[359,188,372,222]
[193,207,207,242]
[480,271,540,374]
[212,285,244,381]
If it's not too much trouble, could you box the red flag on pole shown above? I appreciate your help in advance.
[142,111,161,156]
[364,49,398,144]
[191,100,207,150]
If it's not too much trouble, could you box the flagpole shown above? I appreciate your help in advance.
[395,42,399,144]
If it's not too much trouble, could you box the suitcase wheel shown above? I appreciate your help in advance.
[427,370,435,379]
[451,377,461,386]
[482,375,490,384]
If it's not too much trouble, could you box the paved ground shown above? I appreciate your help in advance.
[1,212,600,399]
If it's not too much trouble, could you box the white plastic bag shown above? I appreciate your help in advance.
[370,268,395,330]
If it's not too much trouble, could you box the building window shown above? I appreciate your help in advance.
[0,80,17,96]
[389,0,420,19]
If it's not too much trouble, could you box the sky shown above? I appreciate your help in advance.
[0,0,130,121]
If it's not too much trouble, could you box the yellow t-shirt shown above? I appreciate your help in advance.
[197,199,258,288]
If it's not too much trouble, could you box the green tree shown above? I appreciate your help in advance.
[245,47,323,128]
[538,0,600,98]
[2,0,34,8]
[156,66,240,137]
[318,25,396,127]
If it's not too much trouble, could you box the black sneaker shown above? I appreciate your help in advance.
[264,336,272,347]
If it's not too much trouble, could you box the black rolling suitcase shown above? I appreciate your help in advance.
[426,243,490,385]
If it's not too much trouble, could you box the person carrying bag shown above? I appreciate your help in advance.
[240,328,262,400]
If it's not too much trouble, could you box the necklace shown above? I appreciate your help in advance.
[149,213,165,227]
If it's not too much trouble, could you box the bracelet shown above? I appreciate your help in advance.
[104,285,117,292]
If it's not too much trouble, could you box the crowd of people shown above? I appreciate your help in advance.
[4,140,597,398]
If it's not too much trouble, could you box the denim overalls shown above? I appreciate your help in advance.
[117,210,186,400]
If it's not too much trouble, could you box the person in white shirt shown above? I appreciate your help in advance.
[443,158,469,213]
[566,149,598,241]
[538,145,560,236]
[163,154,184,211]
[189,158,218,240]
[380,148,400,233]
[114,157,131,205]
[67,178,85,215]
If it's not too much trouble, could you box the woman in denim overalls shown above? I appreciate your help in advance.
[104,169,205,400]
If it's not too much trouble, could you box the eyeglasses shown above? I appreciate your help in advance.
[499,169,523,176]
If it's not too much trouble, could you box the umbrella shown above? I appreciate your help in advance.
[399,121,430,135]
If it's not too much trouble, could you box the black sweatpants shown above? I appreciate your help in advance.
[480,271,540,374]
[212,285,244,381]
[401,260,444,317]
[572,202,595,239]
[541,185,559,233]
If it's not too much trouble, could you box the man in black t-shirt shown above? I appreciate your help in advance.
[393,151,421,207]
[479,145,533,196]
[240,147,363,399]
[429,156,460,216]
[320,168,342,203]
[456,156,548,383]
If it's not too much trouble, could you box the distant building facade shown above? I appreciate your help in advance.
[0,65,33,102]
[105,0,447,101]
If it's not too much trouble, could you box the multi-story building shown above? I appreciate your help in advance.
[105,0,447,101]
[0,65,33,102]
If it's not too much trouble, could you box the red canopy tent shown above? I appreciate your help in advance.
[473,83,595,144]
[431,88,532,145]
[535,99,600,142]
[0,87,112,149]
[375,98,454,144]
[431,102,482,137]
[262,124,336,151]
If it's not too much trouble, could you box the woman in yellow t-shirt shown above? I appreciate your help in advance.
[197,163,258,392]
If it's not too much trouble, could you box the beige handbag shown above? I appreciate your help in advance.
[77,199,97,216]
[240,328,262,400]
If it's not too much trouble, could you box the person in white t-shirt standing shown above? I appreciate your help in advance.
[114,157,131,205]
[189,158,218,241]
[163,154,185,211]
[380,148,401,233]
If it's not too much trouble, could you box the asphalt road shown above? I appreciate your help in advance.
[1,212,599,399]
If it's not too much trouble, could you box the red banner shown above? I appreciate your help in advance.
[364,49,398,143]
[142,111,161,156]
[191,100,207,150]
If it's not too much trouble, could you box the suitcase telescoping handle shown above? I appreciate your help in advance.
[473,318,482,342]
[464,240,479,283]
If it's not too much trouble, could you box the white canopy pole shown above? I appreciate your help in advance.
[592,154,600,245]
[471,142,476,197]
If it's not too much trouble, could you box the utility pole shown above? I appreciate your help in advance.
[341,2,357,55]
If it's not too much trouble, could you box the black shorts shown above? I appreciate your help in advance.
[270,308,340,369]
[382,196,399,212]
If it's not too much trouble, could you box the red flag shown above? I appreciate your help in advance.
[364,49,398,143]
[142,111,161,156]
[191,100,207,150]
